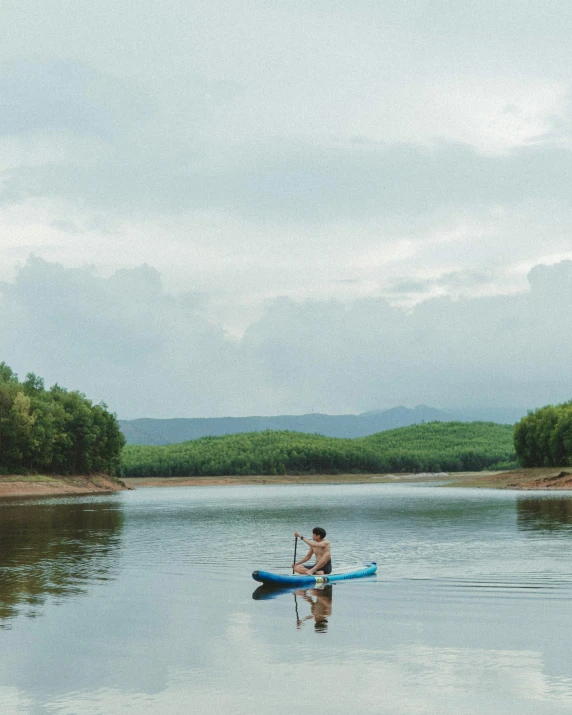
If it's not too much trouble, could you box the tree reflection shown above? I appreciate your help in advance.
[516,497,572,532]
[0,498,123,626]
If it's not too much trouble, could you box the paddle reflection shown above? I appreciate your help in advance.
[253,583,334,633]
[0,497,123,626]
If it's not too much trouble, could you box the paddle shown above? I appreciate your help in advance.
[292,535,298,574]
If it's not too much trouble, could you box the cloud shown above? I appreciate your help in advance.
[0,256,253,416]
[1,256,571,418]
[0,1,571,416]
[0,60,150,139]
[244,260,572,413]
[3,138,572,223]
[389,270,493,296]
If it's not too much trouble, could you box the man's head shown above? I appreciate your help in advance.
[312,527,326,541]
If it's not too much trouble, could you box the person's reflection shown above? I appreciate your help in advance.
[294,585,333,633]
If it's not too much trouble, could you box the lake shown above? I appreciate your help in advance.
[1,482,572,714]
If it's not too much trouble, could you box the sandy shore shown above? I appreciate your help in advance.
[0,474,131,498]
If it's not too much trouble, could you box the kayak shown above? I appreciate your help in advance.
[252,561,376,587]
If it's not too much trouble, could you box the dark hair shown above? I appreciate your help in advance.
[312,527,326,538]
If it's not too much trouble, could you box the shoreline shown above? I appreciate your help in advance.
[123,467,572,490]
[1,468,571,498]
[445,467,572,490]
[0,474,131,499]
[122,472,456,488]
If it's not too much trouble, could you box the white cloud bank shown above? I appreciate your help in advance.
[0,256,571,418]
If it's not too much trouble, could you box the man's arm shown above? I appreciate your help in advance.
[294,531,320,548]
[293,548,313,566]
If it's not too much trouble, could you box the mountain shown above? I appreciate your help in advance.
[119,405,527,445]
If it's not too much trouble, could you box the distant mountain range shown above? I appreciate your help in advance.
[119,405,527,446]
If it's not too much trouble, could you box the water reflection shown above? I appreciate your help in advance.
[294,586,333,632]
[253,582,334,633]
[517,497,572,532]
[0,498,123,626]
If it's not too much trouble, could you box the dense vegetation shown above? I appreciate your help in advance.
[121,421,517,477]
[0,363,125,475]
[514,402,572,467]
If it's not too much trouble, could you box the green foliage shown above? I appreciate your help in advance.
[121,422,516,478]
[0,362,125,475]
[514,401,572,467]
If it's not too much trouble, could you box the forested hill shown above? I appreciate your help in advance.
[119,406,526,445]
[121,421,517,477]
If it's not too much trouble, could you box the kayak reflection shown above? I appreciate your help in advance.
[252,582,333,633]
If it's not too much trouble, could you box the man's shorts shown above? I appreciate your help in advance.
[306,560,332,574]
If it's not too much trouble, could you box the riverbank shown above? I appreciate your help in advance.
[123,467,572,490]
[447,467,572,490]
[0,474,131,498]
[2,468,570,496]
[122,472,479,488]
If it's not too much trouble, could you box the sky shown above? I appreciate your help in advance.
[1,0,572,418]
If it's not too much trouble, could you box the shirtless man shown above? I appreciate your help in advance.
[293,528,332,575]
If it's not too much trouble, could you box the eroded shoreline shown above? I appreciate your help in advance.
[0,474,131,498]
[445,467,572,490]
[123,468,572,490]
[1,468,571,498]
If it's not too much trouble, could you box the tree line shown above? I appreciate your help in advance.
[121,422,517,477]
[8,356,571,476]
[0,363,125,475]
[514,401,572,467]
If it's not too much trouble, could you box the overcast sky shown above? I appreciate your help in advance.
[1,1,571,418]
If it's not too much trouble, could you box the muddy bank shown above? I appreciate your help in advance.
[124,468,572,490]
[447,467,572,490]
[123,472,470,488]
[0,474,131,498]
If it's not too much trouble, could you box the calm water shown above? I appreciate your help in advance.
[1,483,572,714]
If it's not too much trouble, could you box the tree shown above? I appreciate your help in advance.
[0,363,124,475]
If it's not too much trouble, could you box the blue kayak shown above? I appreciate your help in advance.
[252,562,376,586]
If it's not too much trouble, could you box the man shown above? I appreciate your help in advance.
[293,528,332,575]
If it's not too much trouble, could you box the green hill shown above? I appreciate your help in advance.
[120,421,516,478]
[118,406,527,444]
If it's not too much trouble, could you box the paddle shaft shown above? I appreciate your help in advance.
[292,535,298,574]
